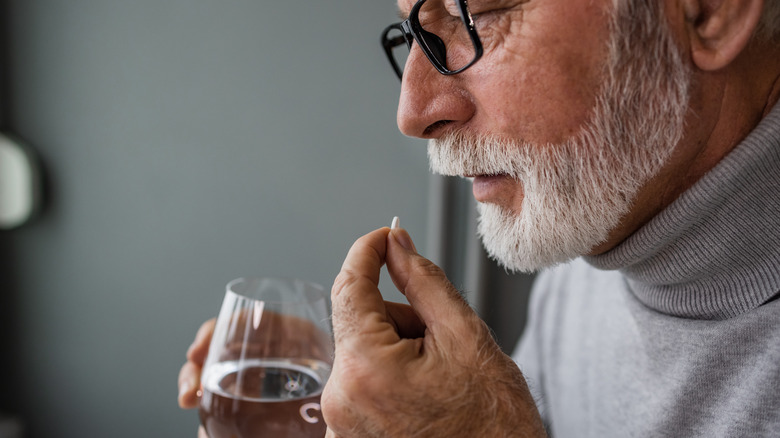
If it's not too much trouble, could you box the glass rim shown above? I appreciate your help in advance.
[225,276,328,305]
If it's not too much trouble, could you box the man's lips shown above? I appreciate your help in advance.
[469,173,514,203]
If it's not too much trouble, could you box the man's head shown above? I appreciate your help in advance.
[391,0,780,272]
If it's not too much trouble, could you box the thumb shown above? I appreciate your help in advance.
[386,225,477,335]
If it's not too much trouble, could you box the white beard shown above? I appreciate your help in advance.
[427,2,691,273]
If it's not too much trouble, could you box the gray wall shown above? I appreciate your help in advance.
[1,1,431,437]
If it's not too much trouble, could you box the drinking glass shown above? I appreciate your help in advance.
[199,277,333,438]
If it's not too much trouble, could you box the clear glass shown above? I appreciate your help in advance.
[199,277,333,438]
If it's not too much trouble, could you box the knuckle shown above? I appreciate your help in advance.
[321,364,373,434]
[331,270,360,299]
[403,256,452,293]
[410,255,446,278]
[195,318,216,342]
[329,355,389,406]
[320,384,341,424]
[177,363,189,385]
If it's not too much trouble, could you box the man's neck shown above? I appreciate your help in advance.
[590,39,780,256]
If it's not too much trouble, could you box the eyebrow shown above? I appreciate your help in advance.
[395,5,409,20]
[395,0,416,21]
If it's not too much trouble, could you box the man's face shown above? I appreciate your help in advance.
[396,0,691,272]
[397,0,612,145]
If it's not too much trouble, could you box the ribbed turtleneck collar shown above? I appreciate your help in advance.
[584,104,780,320]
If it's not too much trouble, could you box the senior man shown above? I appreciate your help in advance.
[179,0,780,436]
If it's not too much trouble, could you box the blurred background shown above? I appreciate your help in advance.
[0,1,533,437]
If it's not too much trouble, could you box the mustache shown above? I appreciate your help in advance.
[427,131,533,180]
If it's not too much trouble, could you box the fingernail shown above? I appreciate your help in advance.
[393,228,417,252]
[389,216,416,251]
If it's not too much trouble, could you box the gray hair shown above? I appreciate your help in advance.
[758,1,780,41]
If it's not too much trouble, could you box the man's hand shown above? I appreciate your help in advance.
[178,311,333,437]
[178,318,215,409]
[321,226,546,438]
[178,318,215,438]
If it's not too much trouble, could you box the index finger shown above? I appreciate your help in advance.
[331,227,397,346]
[186,318,216,364]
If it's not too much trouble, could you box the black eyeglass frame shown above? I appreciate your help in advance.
[381,0,484,80]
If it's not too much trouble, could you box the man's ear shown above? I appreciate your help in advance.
[682,0,765,71]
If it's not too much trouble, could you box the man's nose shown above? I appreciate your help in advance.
[396,46,475,139]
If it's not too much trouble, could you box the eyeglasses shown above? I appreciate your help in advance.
[381,0,483,80]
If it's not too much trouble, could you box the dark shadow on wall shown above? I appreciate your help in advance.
[0,236,21,415]
[0,0,23,420]
[481,266,536,354]
[0,0,8,128]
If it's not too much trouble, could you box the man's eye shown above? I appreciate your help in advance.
[472,9,504,25]
[469,0,527,18]
[442,0,462,17]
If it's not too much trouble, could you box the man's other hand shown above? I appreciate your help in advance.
[178,318,214,438]
[178,318,215,409]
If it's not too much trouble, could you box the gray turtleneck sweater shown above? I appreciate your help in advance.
[513,104,780,438]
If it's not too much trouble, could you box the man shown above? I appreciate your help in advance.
[180,0,780,436]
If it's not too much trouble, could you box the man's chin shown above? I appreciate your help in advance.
[476,202,586,273]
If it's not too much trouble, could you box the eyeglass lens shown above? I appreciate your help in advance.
[388,0,477,76]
